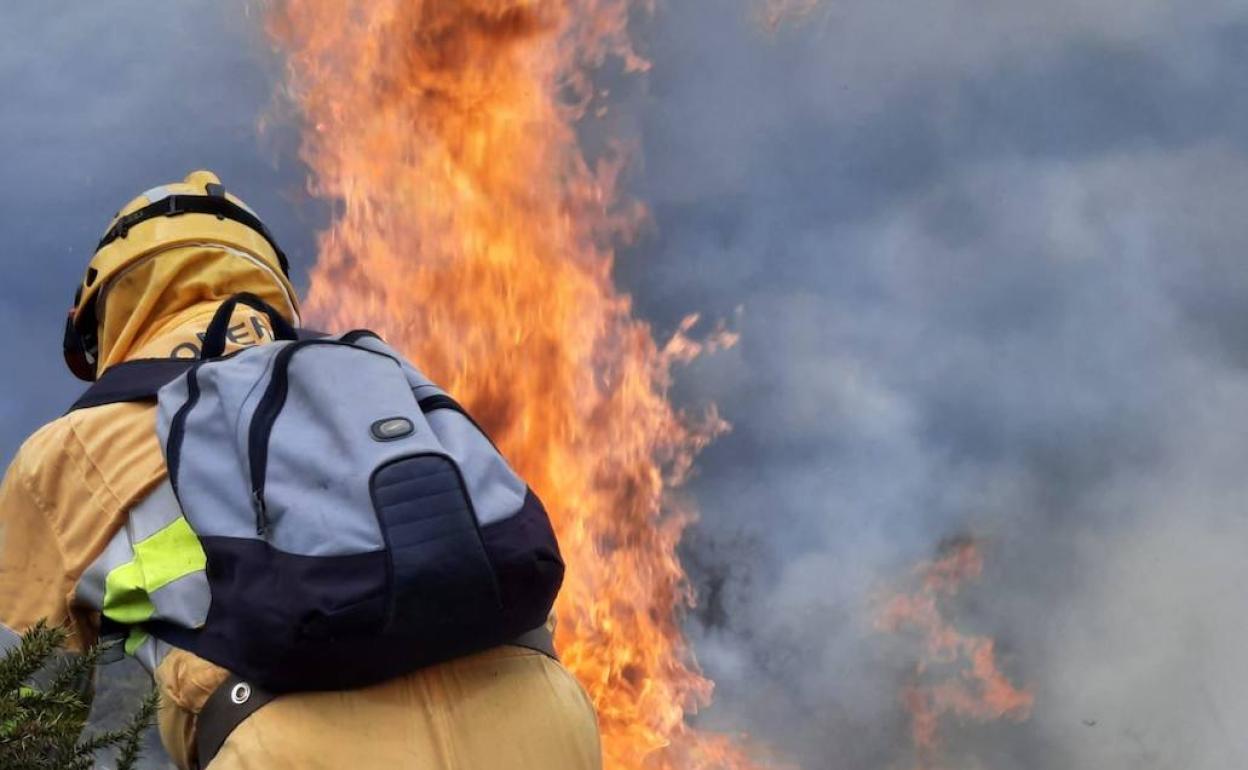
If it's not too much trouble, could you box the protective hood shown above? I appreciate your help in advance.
[95,243,300,375]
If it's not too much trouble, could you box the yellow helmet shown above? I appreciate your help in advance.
[63,170,299,380]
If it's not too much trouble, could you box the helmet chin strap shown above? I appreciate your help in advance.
[63,308,98,382]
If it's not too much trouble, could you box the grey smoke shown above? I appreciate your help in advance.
[0,0,318,463]
[3,2,1248,769]
[625,4,1248,768]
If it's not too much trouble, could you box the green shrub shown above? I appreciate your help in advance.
[0,622,157,770]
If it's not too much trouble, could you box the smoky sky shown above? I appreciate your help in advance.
[4,2,1248,770]
[0,0,320,456]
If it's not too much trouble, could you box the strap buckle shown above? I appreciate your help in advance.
[113,213,133,239]
[110,197,178,239]
[195,676,276,770]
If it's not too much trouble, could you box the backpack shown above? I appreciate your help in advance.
[71,293,564,692]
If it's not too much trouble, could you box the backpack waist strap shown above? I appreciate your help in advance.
[193,675,276,770]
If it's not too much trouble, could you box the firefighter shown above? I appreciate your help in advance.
[0,171,602,769]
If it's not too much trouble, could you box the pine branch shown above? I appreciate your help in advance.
[0,621,158,770]
[0,622,65,695]
[46,633,106,696]
[113,688,160,770]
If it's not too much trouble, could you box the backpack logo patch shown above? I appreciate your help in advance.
[371,417,415,441]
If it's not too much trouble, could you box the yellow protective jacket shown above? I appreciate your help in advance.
[0,248,601,769]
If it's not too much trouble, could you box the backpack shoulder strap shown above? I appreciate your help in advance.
[67,358,196,413]
[68,328,329,413]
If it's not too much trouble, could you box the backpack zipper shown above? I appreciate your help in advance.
[165,366,203,495]
[246,339,405,536]
[247,341,306,535]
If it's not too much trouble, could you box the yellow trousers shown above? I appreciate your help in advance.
[160,646,602,770]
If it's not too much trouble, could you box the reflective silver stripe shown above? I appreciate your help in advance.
[229,195,258,216]
[128,480,182,542]
[74,481,210,676]
[76,480,188,612]
[150,571,211,629]
[0,621,20,655]
[75,524,135,610]
[139,184,259,218]
[129,633,173,674]
[140,185,171,204]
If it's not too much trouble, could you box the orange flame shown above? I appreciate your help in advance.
[756,0,821,30]
[265,2,759,767]
[875,540,1034,770]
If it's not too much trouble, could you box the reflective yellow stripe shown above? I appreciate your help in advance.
[103,561,155,624]
[133,516,206,591]
[102,516,206,626]
[124,629,150,657]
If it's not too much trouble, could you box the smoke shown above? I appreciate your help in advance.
[0,0,317,461]
[3,1,1248,768]
[617,4,1248,767]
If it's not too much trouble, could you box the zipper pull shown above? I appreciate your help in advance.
[252,490,269,537]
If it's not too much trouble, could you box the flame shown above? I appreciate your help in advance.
[756,0,821,30]
[875,540,1034,770]
[265,2,759,767]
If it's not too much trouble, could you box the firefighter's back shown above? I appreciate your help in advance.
[0,170,602,770]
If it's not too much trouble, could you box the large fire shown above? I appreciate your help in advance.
[875,540,1034,770]
[265,1,756,767]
